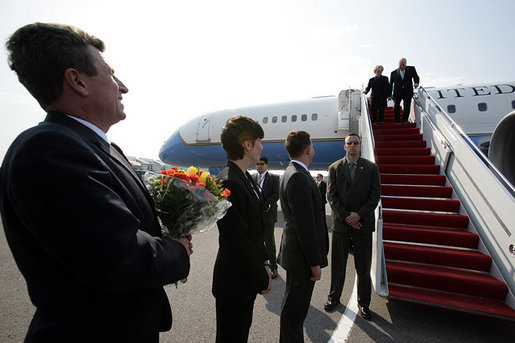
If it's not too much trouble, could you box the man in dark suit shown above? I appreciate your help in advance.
[316,173,327,217]
[0,23,192,342]
[278,131,329,342]
[389,58,420,123]
[323,133,380,320]
[253,156,280,278]
[214,115,271,342]
[363,65,390,124]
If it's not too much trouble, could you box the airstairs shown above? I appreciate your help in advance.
[360,92,515,321]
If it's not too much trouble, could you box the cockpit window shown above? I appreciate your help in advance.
[478,102,487,112]
[447,105,456,113]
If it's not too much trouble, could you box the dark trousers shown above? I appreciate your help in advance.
[393,93,412,123]
[280,270,315,343]
[263,221,277,266]
[215,294,256,343]
[370,99,386,123]
[328,231,372,307]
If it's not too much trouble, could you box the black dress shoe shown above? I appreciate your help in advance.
[358,305,371,320]
[324,299,341,312]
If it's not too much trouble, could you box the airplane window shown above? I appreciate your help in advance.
[263,117,268,124]
[447,105,456,113]
[478,103,487,112]
[312,113,318,121]
[282,115,287,123]
[301,114,307,121]
[272,116,278,123]
[512,100,515,109]
[292,115,297,122]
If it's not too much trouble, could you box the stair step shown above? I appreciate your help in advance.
[384,242,491,272]
[379,164,441,174]
[388,284,515,321]
[375,140,427,149]
[375,147,431,156]
[373,128,421,135]
[375,134,423,141]
[381,184,452,197]
[382,197,460,212]
[383,224,479,248]
[372,123,415,130]
[386,260,506,300]
[381,174,446,186]
[376,156,435,165]
[383,209,469,228]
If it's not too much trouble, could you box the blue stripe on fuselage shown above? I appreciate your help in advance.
[159,131,347,170]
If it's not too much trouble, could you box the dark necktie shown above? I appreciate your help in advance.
[350,162,356,182]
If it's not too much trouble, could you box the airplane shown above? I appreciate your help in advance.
[158,81,515,322]
[159,82,515,177]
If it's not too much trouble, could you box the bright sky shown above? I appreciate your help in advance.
[1,0,514,160]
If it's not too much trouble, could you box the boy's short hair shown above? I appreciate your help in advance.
[284,130,311,159]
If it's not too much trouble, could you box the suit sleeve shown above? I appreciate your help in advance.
[269,175,280,203]
[216,179,269,292]
[412,66,420,84]
[356,163,381,219]
[389,72,395,97]
[286,173,324,267]
[327,164,350,222]
[364,78,372,94]
[6,131,189,294]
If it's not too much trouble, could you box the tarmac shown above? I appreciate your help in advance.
[1,212,513,342]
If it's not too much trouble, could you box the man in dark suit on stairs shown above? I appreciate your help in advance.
[278,131,329,342]
[0,23,192,342]
[323,133,381,320]
[389,58,420,123]
[253,156,280,279]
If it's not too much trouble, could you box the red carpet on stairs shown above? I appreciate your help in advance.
[373,107,515,321]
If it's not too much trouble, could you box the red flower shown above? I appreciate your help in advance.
[188,173,200,184]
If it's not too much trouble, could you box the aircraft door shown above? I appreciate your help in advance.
[196,113,213,143]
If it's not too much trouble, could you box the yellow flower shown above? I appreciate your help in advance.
[199,171,210,184]
[186,166,198,175]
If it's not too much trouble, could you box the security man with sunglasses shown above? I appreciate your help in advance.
[323,133,381,320]
[253,156,280,278]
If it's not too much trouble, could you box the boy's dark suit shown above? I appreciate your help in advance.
[0,112,190,342]
[326,157,380,309]
[364,75,390,123]
[389,66,420,122]
[252,171,280,268]
[213,161,270,342]
[277,162,329,342]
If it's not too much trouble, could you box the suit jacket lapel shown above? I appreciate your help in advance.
[45,111,150,198]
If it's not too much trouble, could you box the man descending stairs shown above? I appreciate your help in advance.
[372,107,515,321]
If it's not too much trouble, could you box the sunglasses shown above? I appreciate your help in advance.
[256,162,265,166]
[346,141,360,145]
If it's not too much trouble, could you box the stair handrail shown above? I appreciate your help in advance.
[360,91,388,297]
[417,87,515,196]
[414,87,515,307]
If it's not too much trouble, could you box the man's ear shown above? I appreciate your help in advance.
[63,68,88,96]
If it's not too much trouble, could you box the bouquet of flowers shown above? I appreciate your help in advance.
[145,166,231,238]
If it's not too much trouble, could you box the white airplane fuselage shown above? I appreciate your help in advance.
[159,82,515,171]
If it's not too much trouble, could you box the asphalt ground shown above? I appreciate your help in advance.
[1,212,513,342]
